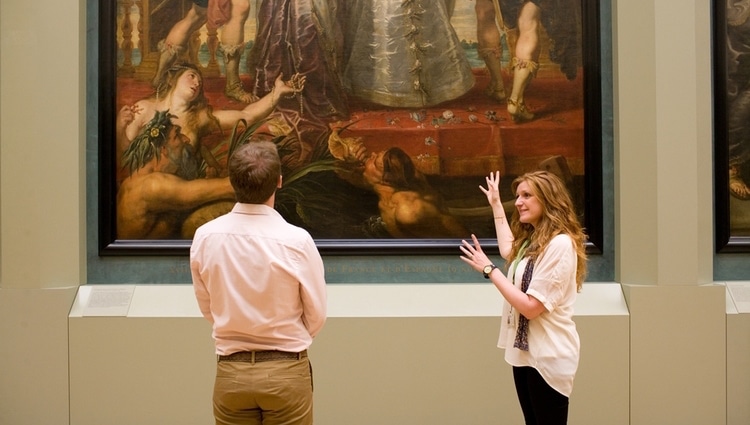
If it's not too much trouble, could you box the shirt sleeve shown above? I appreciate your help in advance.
[189,236,214,324]
[296,236,328,338]
[525,234,577,312]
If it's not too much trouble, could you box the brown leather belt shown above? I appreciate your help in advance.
[218,350,307,362]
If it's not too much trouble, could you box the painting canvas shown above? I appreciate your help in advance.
[715,0,750,252]
[99,0,603,255]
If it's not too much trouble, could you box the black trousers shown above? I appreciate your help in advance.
[513,366,569,425]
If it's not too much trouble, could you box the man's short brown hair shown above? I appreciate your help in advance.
[228,141,281,204]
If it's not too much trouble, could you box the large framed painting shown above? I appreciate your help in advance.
[98,0,603,256]
[714,0,750,252]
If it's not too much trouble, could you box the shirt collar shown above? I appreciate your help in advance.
[231,202,278,216]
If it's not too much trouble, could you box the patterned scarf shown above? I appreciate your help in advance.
[513,257,535,351]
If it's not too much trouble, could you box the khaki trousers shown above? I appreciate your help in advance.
[213,357,313,425]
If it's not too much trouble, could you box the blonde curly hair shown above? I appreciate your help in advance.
[507,171,588,291]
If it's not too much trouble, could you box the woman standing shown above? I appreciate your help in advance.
[460,170,586,424]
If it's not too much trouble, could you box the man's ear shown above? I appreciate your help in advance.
[277,175,283,188]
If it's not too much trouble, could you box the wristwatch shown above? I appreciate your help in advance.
[483,264,498,279]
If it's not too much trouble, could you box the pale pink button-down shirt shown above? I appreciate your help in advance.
[190,203,327,355]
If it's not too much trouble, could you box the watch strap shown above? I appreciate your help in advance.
[483,264,497,279]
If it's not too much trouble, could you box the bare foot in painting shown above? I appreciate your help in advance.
[730,165,750,200]
[224,82,258,103]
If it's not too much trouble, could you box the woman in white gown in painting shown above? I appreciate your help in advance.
[342,0,475,108]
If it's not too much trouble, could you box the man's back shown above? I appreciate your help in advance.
[189,94,325,425]
[191,203,326,355]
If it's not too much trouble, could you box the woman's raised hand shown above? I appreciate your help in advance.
[479,171,504,207]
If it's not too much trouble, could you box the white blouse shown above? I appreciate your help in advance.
[497,234,580,397]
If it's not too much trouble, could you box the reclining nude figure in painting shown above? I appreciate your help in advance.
[116,111,236,239]
[116,62,304,185]
[328,130,468,238]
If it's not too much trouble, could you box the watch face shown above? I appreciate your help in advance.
[483,265,494,274]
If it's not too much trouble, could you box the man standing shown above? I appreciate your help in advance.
[190,141,327,425]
